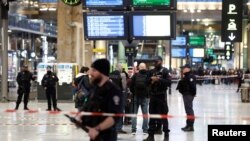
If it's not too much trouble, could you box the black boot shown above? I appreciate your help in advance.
[24,103,29,110]
[143,134,155,141]
[163,133,169,141]
[181,125,194,132]
[14,104,19,110]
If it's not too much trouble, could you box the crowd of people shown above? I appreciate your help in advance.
[14,57,198,141]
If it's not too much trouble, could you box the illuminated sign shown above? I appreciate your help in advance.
[61,0,81,6]
[221,0,243,42]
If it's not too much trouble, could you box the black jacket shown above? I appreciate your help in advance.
[176,72,196,96]
[149,66,171,95]
[16,70,35,88]
[41,72,59,88]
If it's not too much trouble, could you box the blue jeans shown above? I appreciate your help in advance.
[131,96,149,132]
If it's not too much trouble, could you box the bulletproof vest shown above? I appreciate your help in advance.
[81,83,113,127]
[44,74,56,87]
[21,72,31,82]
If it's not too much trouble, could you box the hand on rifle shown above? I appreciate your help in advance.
[86,126,100,140]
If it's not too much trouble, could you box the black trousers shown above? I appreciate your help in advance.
[16,87,30,107]
[182,94,195,126]
[148,95,170,135]
[46,87,57,110]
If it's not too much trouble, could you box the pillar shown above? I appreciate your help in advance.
[57,1,84,64]
[94,40,106,59]
[242,19,248,70]
[118,41,126,63]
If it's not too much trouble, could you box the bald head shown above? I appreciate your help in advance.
[138,63,146,70]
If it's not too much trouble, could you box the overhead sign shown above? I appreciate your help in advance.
[221,0,243,42]
[224,43,232,60]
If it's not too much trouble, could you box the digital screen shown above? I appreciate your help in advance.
[171,48,186,58]
[189,36,205,46]
[84,0,125,9]
[84,12,127,40]
[190,48,205,58]
[130,12,174,39]
[192,58,202,62]
[131,0,176,9]
[132,0,170,6]
[171,36,186,46]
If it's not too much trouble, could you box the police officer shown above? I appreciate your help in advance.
[15,65,35,110]
[176,64,196,131]
[144,56,171,141]
[77,59,123,141]
[41,66,60,111]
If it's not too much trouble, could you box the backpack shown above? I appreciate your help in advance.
[109,70,123,90]
[135,73,147,90]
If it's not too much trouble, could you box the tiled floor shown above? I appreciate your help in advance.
[1,83,250,141]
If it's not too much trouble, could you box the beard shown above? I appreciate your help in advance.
[90,75,102,85]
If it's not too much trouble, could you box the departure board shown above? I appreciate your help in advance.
[130,12,175,39]
[132,0,171,6]
[131,0,176,9]
[83,0,126,9]
[84,13,127,40]
[86,0,123,6]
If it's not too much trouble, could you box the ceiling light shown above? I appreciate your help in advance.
[48,8,56,11]
[190,9,195,13]
[196,19,201,22]
[183,9,188,13]
[197,9,201,13]
[39,8,48,11]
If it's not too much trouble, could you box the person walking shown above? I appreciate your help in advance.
[75,59,123,141]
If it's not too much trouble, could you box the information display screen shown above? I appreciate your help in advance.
[171,36,186,46]
[171,48,186,58]
[189,36,205,46]
[192,58,203,62]
[83,0,126,9]
[130,0,176,9]
[83,12,128,40]
[129,12,175,40]
[189,48,205,58]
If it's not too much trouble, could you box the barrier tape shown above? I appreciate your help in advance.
[4,109,250,121]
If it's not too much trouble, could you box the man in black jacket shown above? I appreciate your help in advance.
[130,62,149,135]
[76,59,123,141]
[176,64,196,132]
[15,65,35,110]
[144,56,171,141]
[41,66,60,111]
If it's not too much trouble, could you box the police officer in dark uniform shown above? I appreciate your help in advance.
[144,56,171,141]
[15,65,35,110]
[176,64,196,131]
[41,66,60,111]
[76,59,123,141]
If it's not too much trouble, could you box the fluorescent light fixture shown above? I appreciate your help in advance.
[39,8,48,11]
[48,8,56,11]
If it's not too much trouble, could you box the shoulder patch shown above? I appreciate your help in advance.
[190,78,193,82]
[113,95,120,105]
